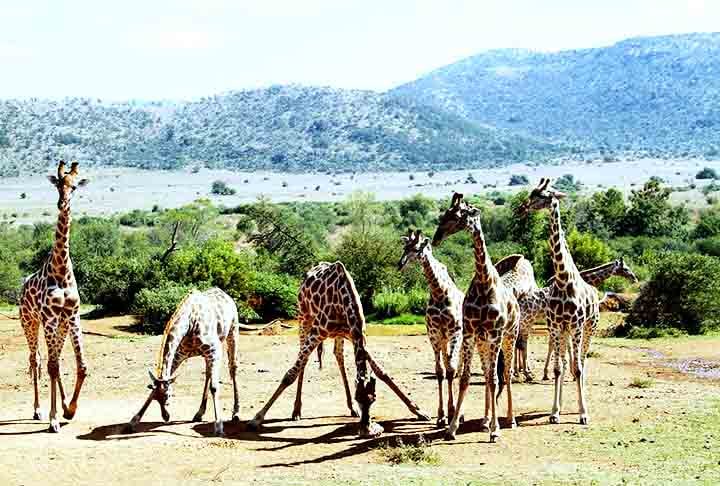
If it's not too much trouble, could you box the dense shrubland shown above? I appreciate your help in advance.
[0,179,717,336]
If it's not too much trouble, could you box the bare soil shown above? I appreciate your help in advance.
[0,314,717,485]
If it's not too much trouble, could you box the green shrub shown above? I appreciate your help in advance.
[378,436,439,465]
[696,237,720,257]
[132,282,199,334]
[625,326,686,339]
[407,287,429,315]
[695,167,719,180]
[509,174,529,186]
[211,180,236,195]
[629,377,655,389]
[246,271,299,320]
[626,252,720,334]
[373,288,410,319]
[599,276,629,293]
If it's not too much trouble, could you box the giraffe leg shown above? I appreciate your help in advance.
[333,338,359,417]
[125,390,155,433]
[501,331,517,429]
[446,332,475,440]
[576,317,596,426]
[248,331,323,431]
[54,320,72,419]
[192,365,211,422]
[445,329,462,424]
[292,366,306,421]
[44,318,62,433]
[543,336,553,381]
[476,340,490,432]
[21,314,43,420]
[208,351,224,436]
[433,344,446,427]
[64,313,87,420]
[367,353,430,421]
[549,328,567,424]
[486,334,501,443]
[226,322,240,422]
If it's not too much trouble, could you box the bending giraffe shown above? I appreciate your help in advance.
[433,193,531,442]
[126,288,240,436]
[398,229,464,427]
[248,261,429,438]
[19,161,88,432]
[519,178,600,425]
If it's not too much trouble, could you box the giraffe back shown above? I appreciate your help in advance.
[498,255,537,299]
[297,261,365,339]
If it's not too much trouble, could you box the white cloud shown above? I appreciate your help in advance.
[126,26,223,51]
[0,42,31,59]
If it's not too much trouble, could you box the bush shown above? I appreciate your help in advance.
[373,289,410,319]
[695,167,719,180]
[599,276,629,293]
[508,174,529,186]
[554,174,582,193]
[211,180,236,196]
[132,282,199,334]
[626,253,720,334]
[696,237,720,257]
[407,287,429,315]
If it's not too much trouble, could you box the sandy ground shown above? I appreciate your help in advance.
[0,314,717,485]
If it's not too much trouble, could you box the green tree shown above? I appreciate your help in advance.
[620,180,689,237]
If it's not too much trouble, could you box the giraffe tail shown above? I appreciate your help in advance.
[316,341,324,370]
[496,350,506,400]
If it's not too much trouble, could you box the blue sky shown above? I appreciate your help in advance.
[1,0,718,100]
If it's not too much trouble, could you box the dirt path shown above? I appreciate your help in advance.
[1,315,717,485]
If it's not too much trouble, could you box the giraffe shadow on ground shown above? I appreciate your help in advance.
[0,419,68,435]
[76,421,199,441]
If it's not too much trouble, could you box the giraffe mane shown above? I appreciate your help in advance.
[155,290,197,376]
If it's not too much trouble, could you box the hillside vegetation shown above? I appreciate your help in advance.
[0,86,557,176]
[391,33,720,160]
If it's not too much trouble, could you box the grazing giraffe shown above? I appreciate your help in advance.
[433,193,525,442]
[126,288,240,436]
[248,261,429,438]
[519,178,600,425]
[398,229,463,427]
[19,161,88,432]
[539,259,638,380]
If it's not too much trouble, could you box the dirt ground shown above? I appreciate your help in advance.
[0,314,718,485]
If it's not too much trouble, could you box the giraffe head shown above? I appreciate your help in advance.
[354,375,377,420]
[432,192,480,246]
[615,258,639,283]
[398,228,431,270]
[47,160,89,210]
[518,178,566,215]
[147,370,177,422]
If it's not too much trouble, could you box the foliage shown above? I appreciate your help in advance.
[627,253,720,334]
[509,174,529,186]
[211,180,236,196]
[693,205,720,239]
[132,282,198,334]
[378,436,440,465]
[695,167,719,180]
[628,377,655,389]
[620,179,688,238]
[554,174,582,193]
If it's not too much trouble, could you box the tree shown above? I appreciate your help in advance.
[397,194,436,230]
[695,167,719,180]
[620,179,688,237]
[553,174,582,193]
[211,180,236,195]
[693,205,720,239]
[508,174,529,186]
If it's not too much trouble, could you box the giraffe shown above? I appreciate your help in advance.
[518,178,600,425]
[539,258,638,380]
[513,259,638,381]
[19,161,88,433]
[248,261,429,438]
[126,287,240,436]
[433,193,523,442]
[397,228,464,427]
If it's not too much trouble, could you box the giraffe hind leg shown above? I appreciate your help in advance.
[333,338,359,417]
[21,314,43,420]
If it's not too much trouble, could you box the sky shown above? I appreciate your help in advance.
[1,0,718,100]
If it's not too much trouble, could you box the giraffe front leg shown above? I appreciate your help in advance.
[21,315,43,420]
[292,367,306,421]
[192,366,211,422]
[549,329,567,424]
[501,332,517,429]
[208,354,224,437]
[248,332,322,431]
[367,354,430,422]
[433,346,446,427]
[226,324,240,422]
[446,330,462,424]
[543,336,553,381]
[446,333,475,440]
[485,337,501,443]
[476,340,490,432]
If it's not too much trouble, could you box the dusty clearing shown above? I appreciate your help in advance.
[0,314,718,485]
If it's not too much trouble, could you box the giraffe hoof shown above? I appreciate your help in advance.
[358,422,383,438]
[214,423,224,437]
[436,417,447,428]
[549,414,560,424]
[458,414,465,424]
[508,419,518,429]
[63,409,76,420]
[123,423,137,434]
[542,375,549,382]
[349,407,360,418]
[444,430,457,441]
[291,411,302,421]
[247,419,261,432]
[192,413,203,422]
[48,421,60,433]
[32,410,44,421]
[416,411,431,422]
[579,416,589,426]
[231,415,240,423]
[490,431,500,443]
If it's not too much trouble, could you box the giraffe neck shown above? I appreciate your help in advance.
[579,262,618,287]
[548,198,580,286]
[419,250,455,302]
[49,202,73,279]
[467,216,498,289]
[155,294,194,379]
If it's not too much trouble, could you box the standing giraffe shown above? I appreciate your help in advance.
[19,161,88,432]
[513,259,638,381]
[539,259,638,380]
[126,288,240,436]
[248,261,429,438]
[433,193,524,442]
[397,229,463,427]
[519,178,600,425]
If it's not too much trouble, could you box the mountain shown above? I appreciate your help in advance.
[391,33,720,159]
[0,86,559,176]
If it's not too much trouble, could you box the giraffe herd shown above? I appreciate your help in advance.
[17,162,638,444]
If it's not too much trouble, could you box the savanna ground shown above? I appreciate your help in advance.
[0,312,718,485]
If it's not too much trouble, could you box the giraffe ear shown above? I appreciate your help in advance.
[540,178,551,191]
[148,370,159,384]
[77,178,89,187]
[48,175,59,185]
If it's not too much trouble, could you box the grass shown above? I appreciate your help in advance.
[377,436,440,466]
[629,377,655,389]
[586,349,602,358]
[369,313,425,326]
